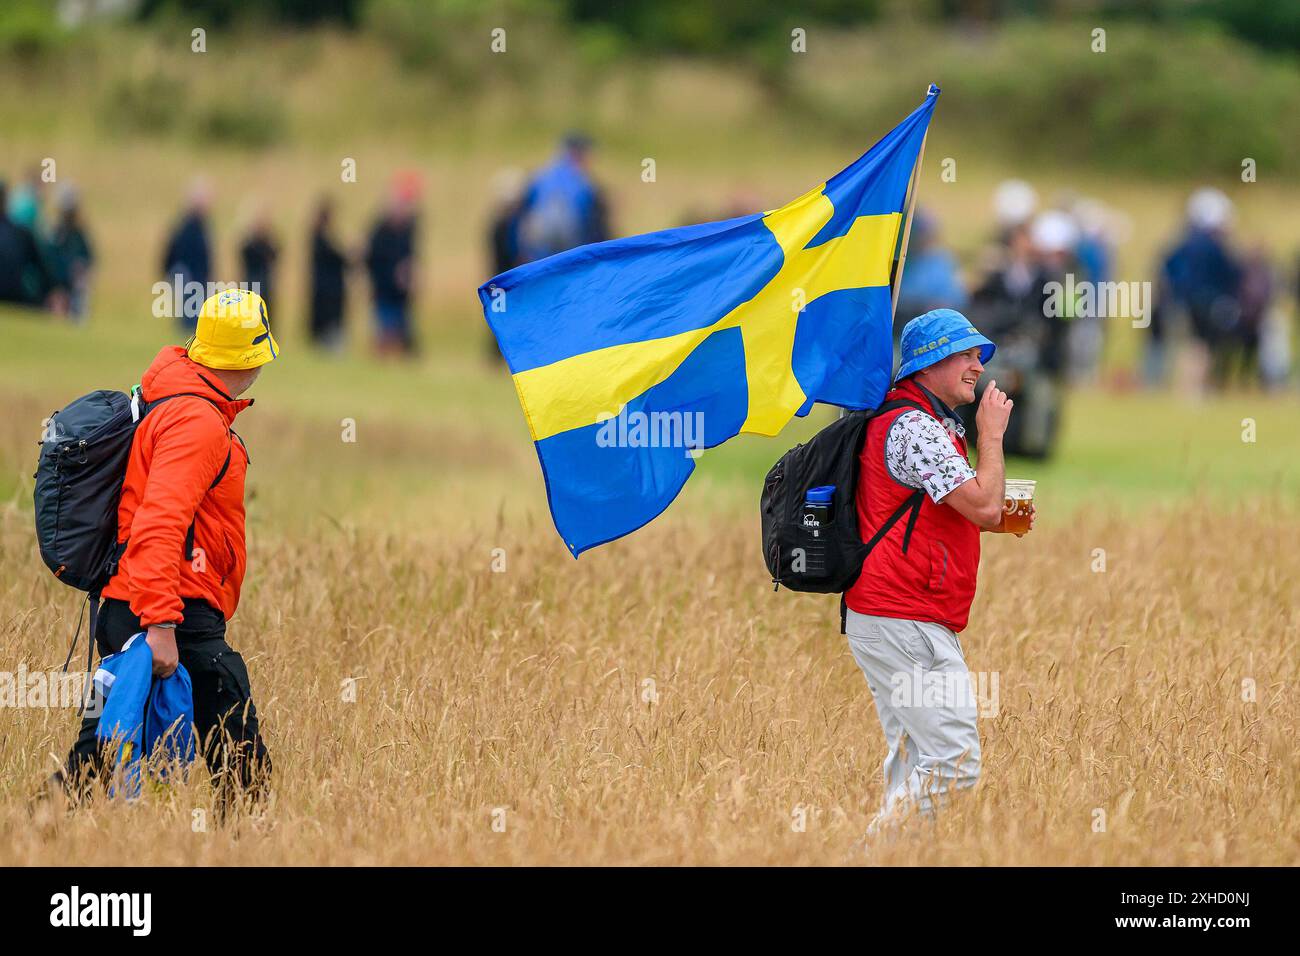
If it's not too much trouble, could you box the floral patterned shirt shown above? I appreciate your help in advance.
[884,405,975,504]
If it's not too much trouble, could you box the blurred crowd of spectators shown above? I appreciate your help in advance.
[897,179,1293,398]
[2,147,1294,402]
[161,171,422,358]
[0,170,94,319]
[0,134,612,364]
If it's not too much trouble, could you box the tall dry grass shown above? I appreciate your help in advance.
[2,495,1296,865]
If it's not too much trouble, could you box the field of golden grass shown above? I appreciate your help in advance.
[2,484,1296,864]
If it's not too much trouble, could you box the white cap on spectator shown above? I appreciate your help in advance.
[1030,210,1079,254]
[994,179,1039,228]
[1186,187,1232,230]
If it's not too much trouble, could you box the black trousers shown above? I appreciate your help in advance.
[64,597,271,806]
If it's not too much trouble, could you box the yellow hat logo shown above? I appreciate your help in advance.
[187,289,280,370]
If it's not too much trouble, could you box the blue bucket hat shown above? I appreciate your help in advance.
[895,308,996,382]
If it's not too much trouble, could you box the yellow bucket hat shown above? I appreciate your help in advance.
[186,289,280,370]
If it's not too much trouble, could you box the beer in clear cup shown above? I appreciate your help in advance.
[1001,479,1035,534]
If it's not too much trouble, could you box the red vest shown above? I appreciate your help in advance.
[844,377,981,632]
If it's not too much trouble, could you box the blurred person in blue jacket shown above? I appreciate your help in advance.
[895,208,968,366]
[1162,188,1243,392]
[516,132,610,264]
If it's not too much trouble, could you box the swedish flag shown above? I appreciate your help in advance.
[479,89,939,556]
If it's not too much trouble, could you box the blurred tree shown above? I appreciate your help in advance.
[0,0,66,57]
[565,0,881,55]
[1195,0,1300,54]
[136,0,361,26]
[118,0,1300,56]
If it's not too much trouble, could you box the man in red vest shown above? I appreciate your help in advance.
[845,308,1032,834]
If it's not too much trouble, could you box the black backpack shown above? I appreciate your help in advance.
[34,386,230,677]
[760,398,926,595]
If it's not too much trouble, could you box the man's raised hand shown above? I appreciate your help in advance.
[976,379,1013,440]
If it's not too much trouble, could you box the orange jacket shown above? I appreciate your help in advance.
[102,347,253,627]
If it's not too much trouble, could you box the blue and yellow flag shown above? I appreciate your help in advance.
[479,88,939,556]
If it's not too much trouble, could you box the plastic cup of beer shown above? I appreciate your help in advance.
[1001,479,1035,535]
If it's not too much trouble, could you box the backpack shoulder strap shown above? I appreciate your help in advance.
[142,391,232,458]
[840,487,925,635]
[872,397,926,417]
[183,446,233,562]
[209,446,233,489]
[143,390,225,420]
[229,429,250,465]
[862,395,931,548]
[862,488,926,556]
[842,402,929,634]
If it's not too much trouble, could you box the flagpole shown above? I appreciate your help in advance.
[840,86,935,420]
[889,97,933,323]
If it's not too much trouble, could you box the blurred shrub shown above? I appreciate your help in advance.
[967,23,1299,176]
[101,65,190,136]
[364,0,565,91]
[97,45,284,148]
[571,21,625,71]
[792,21,1300,178]
[189,89,286,149]
[0,0,68,59]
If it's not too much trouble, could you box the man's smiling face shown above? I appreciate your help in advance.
[915,346,985,407]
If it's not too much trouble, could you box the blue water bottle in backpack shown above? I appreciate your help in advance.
[800,485,835,576]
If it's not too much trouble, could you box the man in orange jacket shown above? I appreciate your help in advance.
[58,288,278,808]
